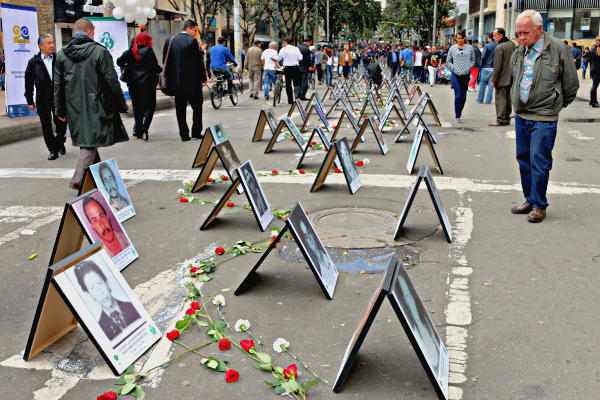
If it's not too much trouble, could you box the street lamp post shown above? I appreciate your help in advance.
[432,0,438,45]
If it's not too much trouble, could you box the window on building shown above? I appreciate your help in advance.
[574,10,600,40]
[255,22,270,36]
[547,10,573,40]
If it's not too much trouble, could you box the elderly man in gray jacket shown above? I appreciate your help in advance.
[509,10,579,223]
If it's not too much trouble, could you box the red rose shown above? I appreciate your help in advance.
[311,141,317,145]
[226,202,235,208]
[185,308,196,315]
[218,338,232,351]
[390,121,395,125]
[272,170,279,175]
[178,196,188,202]
[97,392,118,400]
[355,160,364,167]
[240,339,255,352]
[334,167,342,173]
[332,125,337,129]
[283,364,298,380]
[221,175,229,181]
[271,235,278,241]
[291,138,296,142]
[225,369,240,383]
[166,329,179,341]
[208,177,213,182]
[190,301,201,310]
[354,108,359,111]
[215,247,225,255]
[362,115,368,118]
[189,266,201,274]
[305,211,309,215]
[308,143,313,147]
[298,169,305,174]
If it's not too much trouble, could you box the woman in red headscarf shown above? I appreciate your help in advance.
[117,32,162,140]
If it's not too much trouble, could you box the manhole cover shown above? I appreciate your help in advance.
[309,207,406,248]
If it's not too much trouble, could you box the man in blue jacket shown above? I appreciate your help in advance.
[210,36,238,94]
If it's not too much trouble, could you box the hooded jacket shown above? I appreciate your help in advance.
[54,34,128,147]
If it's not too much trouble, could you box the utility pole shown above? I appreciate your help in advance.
[432,0,438,46]
[274,0,279,42]
[234,0,241,62]
[303,0,307,40]
[326,0,330,42]
[478,0,485,44]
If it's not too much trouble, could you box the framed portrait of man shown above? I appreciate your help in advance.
[52,247,161,375]
[210,123,229,146]
[367,117,389,155]
[334,138,362,194]
[313,103,332,133]
[236,160,273,231]
[71,190,138,271]
[282,117,307,150]
[89,159,135,223]
[286,203,338,299]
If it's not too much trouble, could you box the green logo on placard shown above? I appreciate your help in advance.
[149,325,157,335]
[99,32,114,50]
[113,354,119,361]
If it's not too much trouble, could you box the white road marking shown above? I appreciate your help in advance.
[446,196,474,399]
[567,130,594,140]
[505,130,516,139]
[0,207,63,247]
[1,168,599,196]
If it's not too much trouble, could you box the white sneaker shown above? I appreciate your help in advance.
[455,118,461,123]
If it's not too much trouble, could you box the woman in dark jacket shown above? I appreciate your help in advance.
[117,32,162,140]
[589,36,600,108]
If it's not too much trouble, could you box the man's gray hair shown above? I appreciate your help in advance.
[269,41,277,48]
[38,34,53,45]
[516,10,543,27]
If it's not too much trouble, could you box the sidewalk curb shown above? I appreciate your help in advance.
[0,82,248,146]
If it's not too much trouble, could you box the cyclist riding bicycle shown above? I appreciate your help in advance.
[210,36,238,94]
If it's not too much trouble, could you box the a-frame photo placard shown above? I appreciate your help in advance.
[297,126,337,169]
[265,117,308,153]
[191,140,243,193]
[305,91,323,111]
[50,243,162,375]
[289,99,309,128]
[200,160,274,231]
[378,101,406,133]
[311,137,362,194]
[406,125,443,175]
[252,108,280,142]
[191,123,229,168]
[393,166,452,243]
[350,116,388,155]
[405,84,423,105]
[395,108,438,144]
[332,255,449,400]
[234,202,339,300]
[88,159,136,223]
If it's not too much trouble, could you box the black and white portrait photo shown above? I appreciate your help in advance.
[283,117,306,149]
[90,159,135,222]
[287,203,338,297]
[237,160,273,231]
[52,248,161,375]
[210,123,228,145]
[334,138,361,194]
[216,141,241,173]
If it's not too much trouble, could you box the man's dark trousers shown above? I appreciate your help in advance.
[175,91,203,139]
[38,105,66,153]
[495,86,512,124]
[515,116,558,209]
[284,65,301,104]
[299,67,309,99]
[391,62,399,77]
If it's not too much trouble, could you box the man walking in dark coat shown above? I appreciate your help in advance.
[55,18,128,190]
[490,27,516,126]
[163,20,207,141]
[25,34,67,161]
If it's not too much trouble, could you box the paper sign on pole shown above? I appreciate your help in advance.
[1,3,39,118]
[88,17,130,99]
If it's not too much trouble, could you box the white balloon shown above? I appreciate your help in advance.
[125,0,138,9]
[112,7,124,19]
[124,13,135,23]
[148,8,156,19]
[136,16,148,25]
[143,7,152,17]
[148,0,156,7]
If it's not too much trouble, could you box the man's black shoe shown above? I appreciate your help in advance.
[59,144,66,155]
[591,103,600,108]
[181,136,191,142]
[48,152,59,160]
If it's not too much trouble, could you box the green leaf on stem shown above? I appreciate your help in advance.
[124,374,136,384]
[303,380,320,391]
[281,380,300,393]
[121,382,136,395]
[134,385,145,400]
[255,362,273,372]
[216,360,229,372]
[175,320,188,330]
[274,386,286,395]
[207,359,219,369]
[214,321,227,330]
[115,376,127,385]
[196,319,209,327]
[256,352,272,364]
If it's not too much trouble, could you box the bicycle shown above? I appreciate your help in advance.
[232,69,244,94]
[210,69,239,110]
[272,68,285,107]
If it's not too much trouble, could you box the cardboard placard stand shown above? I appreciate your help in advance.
[349,116,389,155]
[393,166,452,243]
[394,109,438,144]
[23,209,94,362]
[252,108,280,142]
[190,141,243,193]
[265,117,308,153]
[408,93,441,127]
[297,126,335,169]
[406,125,443,175]
[332,255,449,400]
[305,91,323,111]
[76,151,102,196]
[405,84,423,106]
[200,161,274,231]
[303,102,337,133]
[288,99,309,129]
[311,137,362,194]
[191,124,231,168]
[378,102,406,133]
[234,202,339,300]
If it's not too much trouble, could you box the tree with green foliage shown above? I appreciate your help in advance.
[383,0,455,45]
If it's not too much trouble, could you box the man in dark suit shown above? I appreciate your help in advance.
[387,45,401,77]
[25,34,67,160]
[490,27,516,126]
[163,20,207,141]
